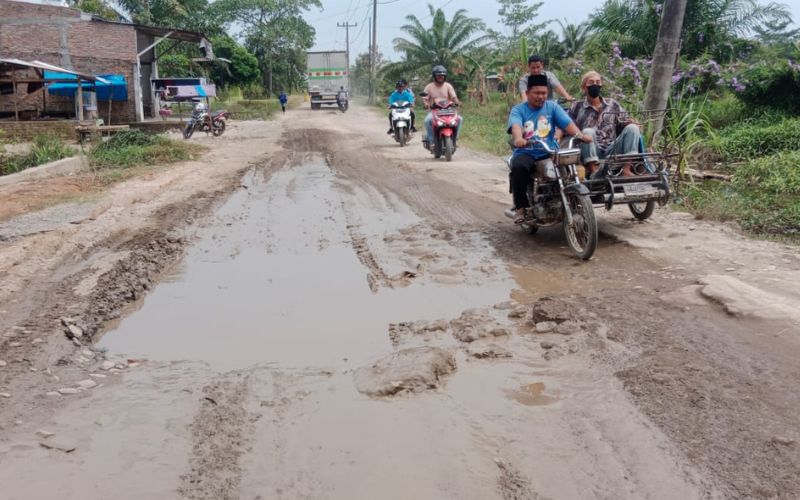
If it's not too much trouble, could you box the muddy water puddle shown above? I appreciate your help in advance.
[98,157,512,370]
[506,381,559,406]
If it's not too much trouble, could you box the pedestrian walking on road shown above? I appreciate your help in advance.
[279,91,288,113]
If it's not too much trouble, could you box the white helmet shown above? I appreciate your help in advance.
[194,102,207,111]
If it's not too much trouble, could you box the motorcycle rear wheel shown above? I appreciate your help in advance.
[563,193,597,260]
[628,201,655,220]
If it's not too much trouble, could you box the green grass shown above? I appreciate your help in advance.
[456,93,512,157]
[711,116,800,162]
[0,134,74,176]
[89,129,199,168]
[682,151,800,239]
[211,98,281,120]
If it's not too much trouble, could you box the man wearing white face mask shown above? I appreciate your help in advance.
[568,70,642,177]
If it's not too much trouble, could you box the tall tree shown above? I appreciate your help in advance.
[209,36,261,87]
[389,3,488,90]
[558,19,593,57]
[590,0,792,60]
[643,0,688,138]
[496,0,546,42]
[213,0,320,95]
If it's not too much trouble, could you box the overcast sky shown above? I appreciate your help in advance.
[305,0,800,64]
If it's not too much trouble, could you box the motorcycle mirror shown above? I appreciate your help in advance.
[419,92,428,97]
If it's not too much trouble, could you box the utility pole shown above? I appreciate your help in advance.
[369,0,377,104]
[367,16,372,102]
[337,21,357,89]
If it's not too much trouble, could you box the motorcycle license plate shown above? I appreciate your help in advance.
[623,183,656,195]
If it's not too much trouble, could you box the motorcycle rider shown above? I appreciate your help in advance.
[336,86,349,109]
[517,54,574,102]
[508,74,591,223]
[388,79,416,134]
[422,65,461,148]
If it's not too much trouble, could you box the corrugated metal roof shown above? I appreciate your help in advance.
[0,58,107,83]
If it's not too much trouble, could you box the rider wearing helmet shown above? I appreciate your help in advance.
[387,79,416,134]
[422,65,461,147]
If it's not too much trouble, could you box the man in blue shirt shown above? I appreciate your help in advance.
[387,79,417,134]
[508,74,591,222]
[278,91,288,113]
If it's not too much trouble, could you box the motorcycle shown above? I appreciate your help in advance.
[337,95,349,113]
[503,137,598,260]
[183,103,228,139]
[389,101,413,147]
[420,93,461,161]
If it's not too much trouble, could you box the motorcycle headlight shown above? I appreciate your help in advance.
[437,120,445,127]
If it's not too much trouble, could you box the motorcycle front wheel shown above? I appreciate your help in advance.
[444,136,454,161]
[398,129,406,147]
[563,193,597,260]
[212,119,226,136]
[183,124,194,139]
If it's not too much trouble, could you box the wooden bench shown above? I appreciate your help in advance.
[75,124,129,143]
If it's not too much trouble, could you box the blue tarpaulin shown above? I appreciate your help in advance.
[45,72,127,101]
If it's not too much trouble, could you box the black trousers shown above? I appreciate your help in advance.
[389,110,415,129]
[510,154,554,209]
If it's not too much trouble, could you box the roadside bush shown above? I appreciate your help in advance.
[241,82,268,100]
[457,92,512,157]
[704,93,745,129]
[712,117,800,161]
[737,61,800,115]
[90,129,196,168]
[0,133,74,176]
[683,151,800,238]
[732,151,800,197]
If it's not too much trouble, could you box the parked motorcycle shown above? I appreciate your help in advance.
[420,93,461,161]
[183,103,228,139]
[503,137,598,260]
[389,101,413,147]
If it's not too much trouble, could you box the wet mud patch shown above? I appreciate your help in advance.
[506,382,558,407]
[98,154,512,370]
[180,375,252,500]
[353,347,456,396]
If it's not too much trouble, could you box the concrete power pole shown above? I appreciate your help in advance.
[369,0,377,104]
[337,21,357,89]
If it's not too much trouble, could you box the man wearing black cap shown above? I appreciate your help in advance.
[507,74,591,223]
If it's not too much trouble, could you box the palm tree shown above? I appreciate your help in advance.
[558,19,593,58]
[589,0,660,58]
[388,4,489,84]
[590,0,793,60]
[530,30,564,62]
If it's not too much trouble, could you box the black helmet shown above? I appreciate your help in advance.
[432,65,447,78]
[396,79,407,87]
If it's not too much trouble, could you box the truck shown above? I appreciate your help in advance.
[306,51,348,109]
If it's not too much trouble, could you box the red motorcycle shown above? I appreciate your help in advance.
[183,103,230,139]
[420,94,461,161]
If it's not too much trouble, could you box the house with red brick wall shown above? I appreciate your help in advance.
[0,0,212,123]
